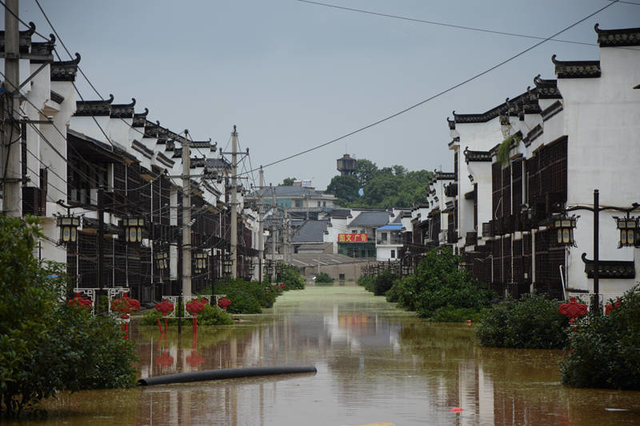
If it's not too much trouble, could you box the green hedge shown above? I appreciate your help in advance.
[386,248,494,319]
[277,265,306,289]
[315,272,334,285]
[359,269,399,296]
[560,286,640,390]
[141,303,233,326]
[475,293,570,349]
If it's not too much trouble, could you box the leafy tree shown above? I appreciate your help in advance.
[326,158,432,208]
[0,216,137,418]
[326,174,360,203]
[281,177,296,186]
[355,159,378,187]
[358,173,401,208]
[392,165,407,177]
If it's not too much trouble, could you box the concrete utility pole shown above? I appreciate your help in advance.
[258,166,264,282]
[230,126,238,279]
[2,0,21,217]
[270,183,277,281]
[182,130,192,296]
[284,207,290,265]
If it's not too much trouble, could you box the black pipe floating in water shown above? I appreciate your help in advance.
[138,366,317,386]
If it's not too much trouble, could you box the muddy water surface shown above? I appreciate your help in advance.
[7,285,640,425]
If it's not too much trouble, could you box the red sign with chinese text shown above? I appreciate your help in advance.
[338,233,368,243]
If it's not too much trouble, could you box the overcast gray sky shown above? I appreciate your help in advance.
[16,0,640,189]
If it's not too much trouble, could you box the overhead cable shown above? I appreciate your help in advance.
[244,0,618,176]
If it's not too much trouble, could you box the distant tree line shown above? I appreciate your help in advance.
[326,159,432,208]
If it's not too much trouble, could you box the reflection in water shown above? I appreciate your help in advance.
[7,285,640,426]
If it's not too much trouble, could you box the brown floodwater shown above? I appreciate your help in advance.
[5,284,640,426]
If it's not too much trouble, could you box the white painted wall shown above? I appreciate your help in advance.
[455,119,503,248]
[558,45,640,296]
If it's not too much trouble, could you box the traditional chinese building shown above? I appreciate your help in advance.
[438,24,640,301]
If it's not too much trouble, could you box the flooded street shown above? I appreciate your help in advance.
[10,284,640,426]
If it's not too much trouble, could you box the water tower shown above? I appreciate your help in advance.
[337,154,356,176]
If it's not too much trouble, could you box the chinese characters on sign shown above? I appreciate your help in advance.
[338,233,368,243]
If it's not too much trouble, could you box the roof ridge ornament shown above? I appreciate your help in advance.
[25,21,36,36]
[552,54,601,79]
[593,23,640,47]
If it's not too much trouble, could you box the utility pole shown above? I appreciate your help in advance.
[284,207,290,265]
[258,166,264,282]
[270,183,276,282]
[2,0,21,217]
[182,130,191,296]
[230,126,239,279]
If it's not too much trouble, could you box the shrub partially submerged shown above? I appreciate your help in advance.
[314,272,334,285]
[475,293,570,349]
[560,286,640,390]
[359,268,399,296]
[0,216,137,418]
[141,302,233,326]
[388,248,494,319]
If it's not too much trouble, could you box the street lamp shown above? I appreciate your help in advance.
[614,216,637,247]
[57,215,80,244]
[553,215,577,246]
[155,251,169,270]
[194,251,208,273]
[123,217,145,243]
[56,200,80,244]
[223,254,233,276]
[265,260,273,279]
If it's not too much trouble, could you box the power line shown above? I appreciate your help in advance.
[244,0,618,176]
[34,0,143,148]
[296,0,597,47]
[0,0,50,40]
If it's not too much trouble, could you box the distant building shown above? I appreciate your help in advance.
[337,154,356,176]
[247,185,337,220]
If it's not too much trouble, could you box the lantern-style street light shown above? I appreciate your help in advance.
[223,254,233,276]
[56,200,80,244]
[614,216,637,247]
[155,251,169,270]
[553,215,577,246]
[194,251,208,273]
[57,215,80,243]
[123,217,145,243]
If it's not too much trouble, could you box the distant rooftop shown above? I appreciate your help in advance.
[349,211,391,227]
[291,220,329,243]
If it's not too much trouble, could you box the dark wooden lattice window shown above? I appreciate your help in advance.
[78,233,97,287]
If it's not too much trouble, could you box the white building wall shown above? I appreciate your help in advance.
[559,46,640,295]
[455,120,503,247]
